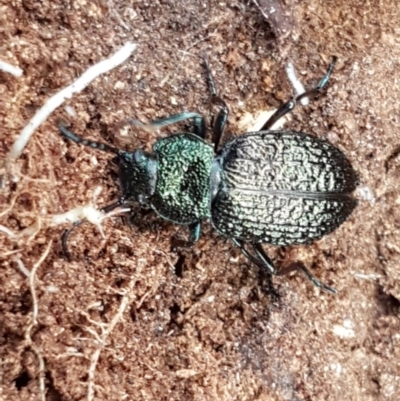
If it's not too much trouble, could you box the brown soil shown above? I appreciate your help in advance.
[1,1,399,400]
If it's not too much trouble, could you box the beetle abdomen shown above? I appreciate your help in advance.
[212,131,358,245]
[151,133,214,225]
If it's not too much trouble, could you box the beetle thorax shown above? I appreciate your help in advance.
[149,134,214,225]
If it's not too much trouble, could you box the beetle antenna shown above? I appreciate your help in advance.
[58,125,123,155]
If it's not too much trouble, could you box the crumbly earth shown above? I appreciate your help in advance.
[1,1,399,400]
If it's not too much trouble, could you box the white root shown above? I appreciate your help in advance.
[1,204,130,242]
[0,59,23,77]
[22,241,53,401]
[286,62,309,105]
[50,205,131,238]
[6,42,137,165]
[86,276,137,401]
[13,256,31,278]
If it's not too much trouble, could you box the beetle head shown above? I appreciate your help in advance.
[57,125,158,207]
[118,150,157,206]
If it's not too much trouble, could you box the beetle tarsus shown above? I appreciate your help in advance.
[202,56,217,96]
[233,240,337,294]
[277,262,337,294]
[61,220,84,261]
[261,57,337,131]
[296,56,337,102]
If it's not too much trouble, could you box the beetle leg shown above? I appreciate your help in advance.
[296,56,337,102]
[231,239,280,297]
[202,57,229,152]
[203,56,218,97]
[189,221,202,243]
[260,99,296,131]
[260,57,337,131]
[211,98,229,152]
[61,199,127,261]
[193,116,207,139]
[171,221,201,249]
[277,261,337,294]
[231,238,276,274]
[251,243,278,274]
[61,220,85,262]
[233,240,337,294]
[253,243,337,294]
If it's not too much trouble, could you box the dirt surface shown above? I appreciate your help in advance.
[1,1,399,400]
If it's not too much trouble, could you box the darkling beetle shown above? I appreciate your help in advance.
[58,57,358,293]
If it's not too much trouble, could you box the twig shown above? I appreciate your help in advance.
[0,59,23,77]
[353,272,382,280]
[0,193,18,218]
[108,0,130,31]
[0,249,22,258]
[251,0,292,39]
[251,0,269,21]
[24,241,53,401]
[151,248,176,271]
[5,42,137,166]
[0,217,41,242]
[179,33,217,62]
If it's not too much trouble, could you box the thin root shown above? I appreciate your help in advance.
[23,241,53,401]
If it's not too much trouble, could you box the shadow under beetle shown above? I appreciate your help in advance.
[58,57,358,294]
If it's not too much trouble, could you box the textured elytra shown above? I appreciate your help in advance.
[151,133,214,224]
[212,131,358,244]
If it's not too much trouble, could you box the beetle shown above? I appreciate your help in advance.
[58,57,358,293]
